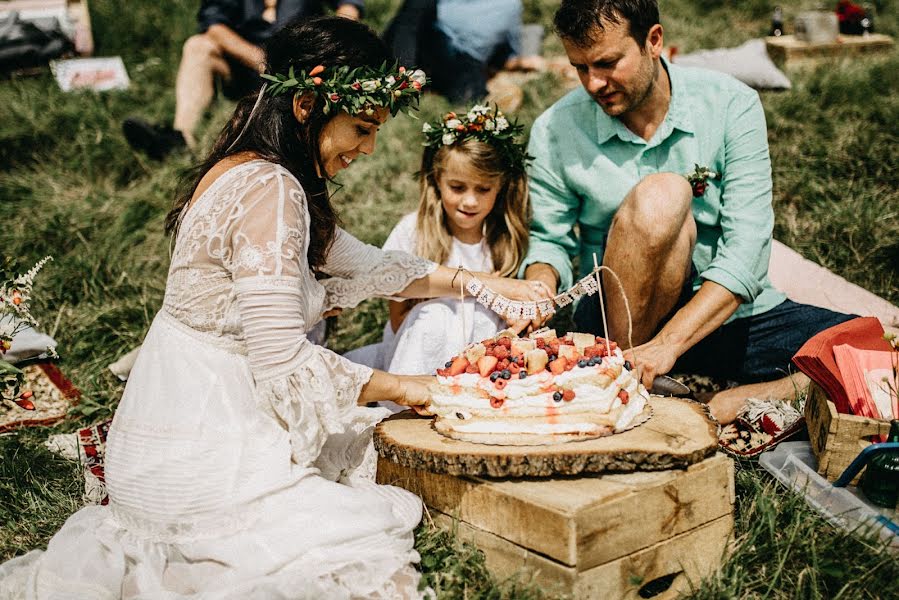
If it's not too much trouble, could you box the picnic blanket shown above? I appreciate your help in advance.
[0,363,79,433]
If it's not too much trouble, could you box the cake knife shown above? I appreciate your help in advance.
[649,375,693,398]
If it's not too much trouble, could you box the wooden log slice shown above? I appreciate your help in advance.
[374,396,717,477]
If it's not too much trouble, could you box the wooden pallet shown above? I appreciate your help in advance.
[766,34,894,67]
[805,382,892,484]
[378,453,735,599]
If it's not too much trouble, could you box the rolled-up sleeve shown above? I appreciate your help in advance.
[518,118,581,290]
[700,90,773,302]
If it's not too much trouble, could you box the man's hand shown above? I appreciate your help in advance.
[485,275,554,334]
[625,281,742,390]
[524,263,559,329]
[335,4,360,20]
[624,338,681,391]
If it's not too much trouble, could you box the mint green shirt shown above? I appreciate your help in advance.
[520,60,785,322]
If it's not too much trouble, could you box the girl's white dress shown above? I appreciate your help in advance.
[345,213,504,377]
[0,161,437,599]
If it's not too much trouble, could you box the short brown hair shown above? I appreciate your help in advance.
[554,0,660,47]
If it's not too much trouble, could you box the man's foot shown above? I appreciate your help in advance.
[122,118,187,160]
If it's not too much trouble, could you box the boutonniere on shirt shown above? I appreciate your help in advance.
[686,164,718,197]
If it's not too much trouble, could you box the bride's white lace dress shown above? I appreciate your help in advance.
[0,160,437,599]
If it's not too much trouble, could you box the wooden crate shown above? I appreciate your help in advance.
[378,453,735,599]
[766,34,895,68]
[805,383,892,484]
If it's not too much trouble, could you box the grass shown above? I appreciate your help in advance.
[1,0,898,597]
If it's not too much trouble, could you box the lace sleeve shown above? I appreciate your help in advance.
[320,227,437,311]
[224,165,390,473]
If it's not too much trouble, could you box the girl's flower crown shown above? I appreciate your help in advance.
[261,63,427,116]
[421,105,530,173]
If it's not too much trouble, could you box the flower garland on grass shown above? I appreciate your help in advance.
[1,256,55,410]
[422,104,530,173]
[262,63,427,116]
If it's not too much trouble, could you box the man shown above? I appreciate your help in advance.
[123,0,363,160]
[521,0,853,423]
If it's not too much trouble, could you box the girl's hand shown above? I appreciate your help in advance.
[483,277,554,334]
[396,375,435,416]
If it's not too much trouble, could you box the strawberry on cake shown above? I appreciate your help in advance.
[430,330,651,445]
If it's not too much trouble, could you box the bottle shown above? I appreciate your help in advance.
[770,6,784,37]
[859,420,899,509]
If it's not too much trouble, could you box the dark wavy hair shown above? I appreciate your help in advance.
[554,0,660,47]
[165,16,393,270]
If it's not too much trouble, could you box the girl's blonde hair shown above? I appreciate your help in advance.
[416,138,529,277]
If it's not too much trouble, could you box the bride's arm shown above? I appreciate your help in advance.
[321,228,552,307]
[358,370,433,414]
[396,264,552,304]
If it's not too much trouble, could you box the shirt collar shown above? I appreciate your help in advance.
[594,55,695,146]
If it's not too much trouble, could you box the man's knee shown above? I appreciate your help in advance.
[182,34,222,61]
[612,173,694,248]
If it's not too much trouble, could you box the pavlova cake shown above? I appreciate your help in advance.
[430,329,650,445]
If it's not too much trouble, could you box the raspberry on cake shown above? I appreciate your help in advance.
[430,330,650,445]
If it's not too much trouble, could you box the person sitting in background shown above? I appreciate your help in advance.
[383,0,542,104]
[122,0,363,160]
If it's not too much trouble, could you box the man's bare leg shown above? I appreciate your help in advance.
[603,173,695,344]
[173,34,232,149]
[701,373,810,424]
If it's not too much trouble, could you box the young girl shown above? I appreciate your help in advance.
[348,105,532,377]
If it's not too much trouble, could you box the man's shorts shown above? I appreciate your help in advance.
[573,277,856,384]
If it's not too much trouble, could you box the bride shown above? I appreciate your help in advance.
[0,16,549,599]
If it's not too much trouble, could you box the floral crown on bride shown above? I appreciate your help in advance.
[261,63,427,116]
[421,105,530,173]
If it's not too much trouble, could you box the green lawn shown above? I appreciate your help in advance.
[1,0,897,598]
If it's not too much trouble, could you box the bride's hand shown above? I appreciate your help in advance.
[396,375,435,416]
[482,276,554,334]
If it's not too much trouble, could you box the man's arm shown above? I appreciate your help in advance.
[629,281,740,389]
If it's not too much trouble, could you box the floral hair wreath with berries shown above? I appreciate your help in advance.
[261,62,427,117]
[421,105,531,173]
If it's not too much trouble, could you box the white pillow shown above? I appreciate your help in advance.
[675,39,791,90]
